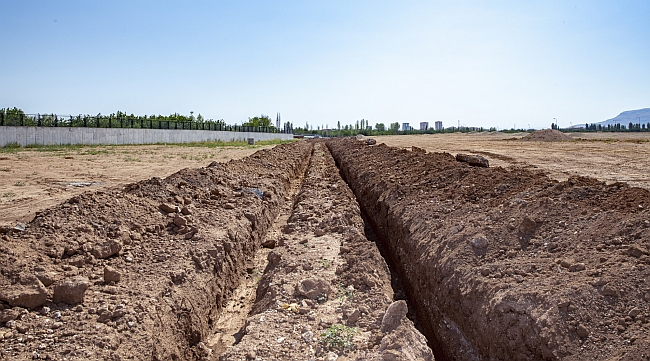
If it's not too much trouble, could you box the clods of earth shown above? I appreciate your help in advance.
[0,137,649,360]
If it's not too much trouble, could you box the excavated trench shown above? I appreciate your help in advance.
[215,141,433,360]
[327,138,650,361]
[4,138,649,360]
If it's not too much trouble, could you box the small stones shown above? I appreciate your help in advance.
[159,203,179,213]
[52,276,90,305]
[470,235,488,249]
[602,284,618,297]
[381,300,408,333]
[569,263,586,272]
[518,216,537,235]
[0,282,48,309]
[103,266,122,283]
[0,308,20,323]
[628,307,641,318]
[559,259,586,272]
[301,330,313,343]
[314,229,325,237]
[173,214,187,227]
[347,309,360,325]
[90,239,122,259]
[267,251,282,266]
[455,153,489,167]
[624,245,648,258]
[295,277,331,299]
[282,224,294,234]
[261,239,276,249]
[576,324,589,338]
[171,271,187,285]
[224,203,235,210]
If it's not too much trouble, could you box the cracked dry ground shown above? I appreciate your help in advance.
[2,137,650,361]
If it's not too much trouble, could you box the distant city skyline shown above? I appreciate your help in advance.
[1,1,649,130]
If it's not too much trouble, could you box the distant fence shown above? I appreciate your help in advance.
[0,113,293,134]
[0,126,294,147]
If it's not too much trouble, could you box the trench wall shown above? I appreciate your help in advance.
[0,126,293,147]
[328,138,650,361]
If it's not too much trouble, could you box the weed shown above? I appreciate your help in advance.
[123,157,141,162]
[2,192,16,198]
[0,142,20,153]
[320,324,358,351]
[13,181,25,186]
[336,283,354,302]
[319,259,332,269]
[0,167,10,172]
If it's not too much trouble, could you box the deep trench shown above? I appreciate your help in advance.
[328,146,438,356]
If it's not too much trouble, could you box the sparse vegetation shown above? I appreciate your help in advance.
[319,259,332,269]
[336,283,354,302]
[320,324,358,351]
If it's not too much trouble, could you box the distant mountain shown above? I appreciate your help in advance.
[598,108,650,127]
[568,108,650,128]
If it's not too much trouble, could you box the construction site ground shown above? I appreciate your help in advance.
[0,132,649,360]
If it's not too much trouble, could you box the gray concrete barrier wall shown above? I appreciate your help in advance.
[0,126,293,147]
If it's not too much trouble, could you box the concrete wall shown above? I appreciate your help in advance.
[0,126,293,147]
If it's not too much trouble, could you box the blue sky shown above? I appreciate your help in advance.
[1,1,649,130]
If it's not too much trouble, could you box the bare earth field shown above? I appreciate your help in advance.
[1,133,649,360]
[374,132,650,190]
[0,144,277,225]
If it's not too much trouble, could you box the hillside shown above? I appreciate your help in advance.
[596,108,650,127]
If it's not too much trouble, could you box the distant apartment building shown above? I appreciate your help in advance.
[402,123,411,131]
[420,122,429,131]
[434,121,443,131]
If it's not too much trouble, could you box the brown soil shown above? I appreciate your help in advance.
[328,138,650,360]
[372,132,650,189]
[0,141,433,361]
[520,129,574,142]
[0,142,313,360]
[0,144,273,225]
[3,134,650,361]
[220,142,431,360]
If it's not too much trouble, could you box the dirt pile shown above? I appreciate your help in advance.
[221,142,432,360]
[328,138,650,360]
[0,141,313,360]
[521,129,573,142]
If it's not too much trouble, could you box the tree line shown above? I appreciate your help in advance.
[0,108,293,132]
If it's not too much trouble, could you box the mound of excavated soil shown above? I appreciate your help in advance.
[328,138,650,361]
[521,129,573,141]
[0,142,313,360]
[0,140,433,361]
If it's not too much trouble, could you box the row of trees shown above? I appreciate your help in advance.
[0,108,293,132]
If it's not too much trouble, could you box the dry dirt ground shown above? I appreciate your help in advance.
[374,132,650,190]
[0,143,279,225]
[1,133,650,361]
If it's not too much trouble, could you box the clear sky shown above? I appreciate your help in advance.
[2,1,649,130]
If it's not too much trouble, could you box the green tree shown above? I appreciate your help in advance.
[389,122,400,133]
[375,123,385,132]
[244,114,273,127]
